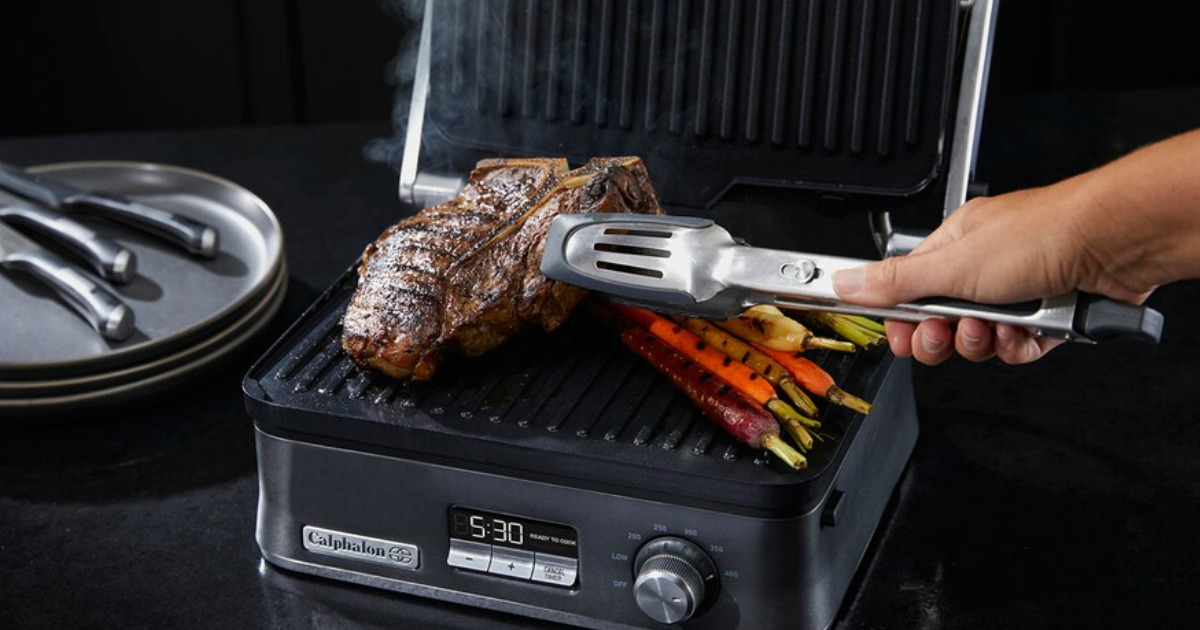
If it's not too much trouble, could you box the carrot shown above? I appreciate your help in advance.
[608,304,819,449]
[754,344,874,415]
[609,304,776,402]
[672,315,821,420]
[620,328,806,469]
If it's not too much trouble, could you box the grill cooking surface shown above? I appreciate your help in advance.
[246,267,892,512]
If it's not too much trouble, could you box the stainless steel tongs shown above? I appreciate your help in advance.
[541,213,1164,344]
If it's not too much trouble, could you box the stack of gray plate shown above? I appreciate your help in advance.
[0,162,286,418]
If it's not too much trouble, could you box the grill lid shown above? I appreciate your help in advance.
[407,0,963,210]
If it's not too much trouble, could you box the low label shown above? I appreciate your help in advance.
[302,525,420,570]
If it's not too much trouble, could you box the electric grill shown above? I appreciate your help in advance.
[244,1,997,628]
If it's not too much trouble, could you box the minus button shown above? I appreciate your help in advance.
[447,539,492,572]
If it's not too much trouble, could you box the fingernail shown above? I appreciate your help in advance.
[833,267,865,296]
[920,331,945,354]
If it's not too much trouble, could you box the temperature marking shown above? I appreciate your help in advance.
[612,580,629,589]
[652,524,668,532]
[612,552,629,562]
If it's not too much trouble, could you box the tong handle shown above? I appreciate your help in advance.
[732,249,1164,344]
[0,203,136,283]
[1,249,135,341]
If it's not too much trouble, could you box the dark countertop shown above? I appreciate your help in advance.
[3,89,1199,629]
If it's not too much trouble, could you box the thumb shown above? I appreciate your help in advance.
[833,251,966,307]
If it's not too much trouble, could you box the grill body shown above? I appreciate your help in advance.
[245,272,916,630]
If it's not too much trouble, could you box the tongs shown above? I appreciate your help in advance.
[541,213,1164,344]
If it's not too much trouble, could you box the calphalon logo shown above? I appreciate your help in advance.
[302,526,420,570]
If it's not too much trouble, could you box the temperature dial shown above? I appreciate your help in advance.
[632,537,719,624]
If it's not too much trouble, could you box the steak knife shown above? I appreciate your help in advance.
[0,160,219,259]
[0,221,135,341]
[0,193,136,283]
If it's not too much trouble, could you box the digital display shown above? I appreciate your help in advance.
[448,507,579,559]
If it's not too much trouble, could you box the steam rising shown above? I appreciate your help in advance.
[363,0,426,167]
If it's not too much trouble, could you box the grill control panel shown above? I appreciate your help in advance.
[446,506,579,588]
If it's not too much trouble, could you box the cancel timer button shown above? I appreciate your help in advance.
[532,553,578,587]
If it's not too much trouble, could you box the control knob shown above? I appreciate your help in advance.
[632,536,719,624]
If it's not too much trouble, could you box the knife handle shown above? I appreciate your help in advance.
[0,203,137,283]
[72,194,219,259]
[1,249,135,341]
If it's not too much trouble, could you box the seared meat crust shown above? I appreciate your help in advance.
[342,157,662,380]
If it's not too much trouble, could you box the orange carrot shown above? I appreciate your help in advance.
[610,304,776,402]
[608,304,818,448]
[754,345,873,415]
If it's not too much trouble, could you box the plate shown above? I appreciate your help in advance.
[0,261,287,400]
[0,268,287,418]
[0,161,284,378]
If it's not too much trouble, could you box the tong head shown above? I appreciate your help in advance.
[542,213,763,319]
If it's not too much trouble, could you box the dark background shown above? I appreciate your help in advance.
[3,0,1198,139]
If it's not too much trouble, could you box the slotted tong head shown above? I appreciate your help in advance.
[541,213,1164,344]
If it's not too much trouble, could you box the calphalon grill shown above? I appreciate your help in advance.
[245,1,996,628]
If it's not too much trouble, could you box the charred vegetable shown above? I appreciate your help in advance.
[717,305,856,353]
[799,311,887,349]
[620,328,807,469]
[755,345,874,415]
[671,315,820,421]
[610,304,818,449]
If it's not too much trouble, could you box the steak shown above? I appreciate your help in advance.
[341,156,663,380]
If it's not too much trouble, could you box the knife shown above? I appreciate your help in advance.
[0,193,137,283]
[0,221,135,341]
[0,160,219,259]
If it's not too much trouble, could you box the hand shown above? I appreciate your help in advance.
[832,128,1200,366]
[833,182,1157,365]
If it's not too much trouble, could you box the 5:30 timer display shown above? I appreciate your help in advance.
[448,507,579,559]
[453,511,525,545]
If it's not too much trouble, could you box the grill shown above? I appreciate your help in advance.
[245,1,996,628]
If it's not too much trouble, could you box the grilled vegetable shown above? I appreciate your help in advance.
[841,314,886,334]
[620,328,806,469]
[717,305,856,353]
[609,304,819,449]
[801,312,887,349]
[672,315,820,420]
[754,345,874,416]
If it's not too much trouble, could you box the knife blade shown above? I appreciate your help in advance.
[0,160,219,259]
[0,221,135,341]
[0,192,136,283]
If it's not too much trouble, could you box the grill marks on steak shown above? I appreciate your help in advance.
[342,157,663,380]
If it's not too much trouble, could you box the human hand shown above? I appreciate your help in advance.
[832,180,1156,365]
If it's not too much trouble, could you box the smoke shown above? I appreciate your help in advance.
[363,0,426,167]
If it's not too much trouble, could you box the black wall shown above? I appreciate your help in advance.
[2,1,1196,138]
